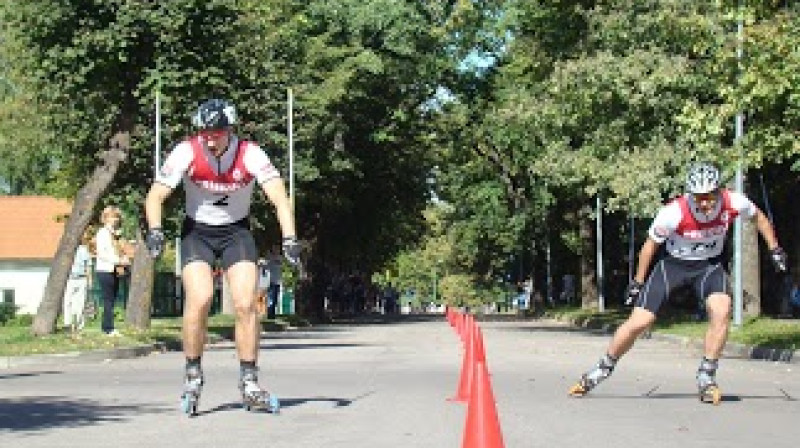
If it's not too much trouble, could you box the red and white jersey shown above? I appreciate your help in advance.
[156,135,281,225]
[647,189,757,260]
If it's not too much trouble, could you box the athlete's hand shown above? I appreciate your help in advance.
[146,228,166,259]
[770,247,788,273]
[624,279,644,306]
[282,236,301,266]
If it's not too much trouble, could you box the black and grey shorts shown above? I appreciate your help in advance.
[635,256,728,314]
[180,217,258,270]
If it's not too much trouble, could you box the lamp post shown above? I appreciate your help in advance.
[432,262,438,304]
[733,1,744,327]
[432,259,442,304]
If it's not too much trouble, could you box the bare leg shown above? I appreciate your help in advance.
[226,261,259,362]
[695,293,730,405]
[569,307,657,396]
[607,307,657,358]
[227,261,278,411]
[181,262,215,359]
[704,293,731,359]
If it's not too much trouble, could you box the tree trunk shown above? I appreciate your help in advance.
[579,204,599,310]
[32,133,129,336]
[742,217,761,316]
[125,226,155,329]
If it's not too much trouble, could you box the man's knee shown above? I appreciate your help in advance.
[233,298,257,316]
[706,293,731,319]
[623,309,656,335]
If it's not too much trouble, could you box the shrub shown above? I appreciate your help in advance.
[0,302,18,325]
[8,313,33,327]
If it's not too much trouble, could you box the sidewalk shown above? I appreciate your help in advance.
[539,314,799,364]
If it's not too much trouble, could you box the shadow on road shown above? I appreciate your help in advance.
[208,342,369,352]
[504,323,614,337]
[590,390,796,403]
[196,394,369,417]
[261,342,367,351]
[0,396,172,432]
[0,370,63,380]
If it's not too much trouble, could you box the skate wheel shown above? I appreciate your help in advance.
[568,383,588,397]
[268,395,281,414]
[700,387,722,405]
[181,395,198,416]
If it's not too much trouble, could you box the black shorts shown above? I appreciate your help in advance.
[635,256,729,314]
[180,217,258,270]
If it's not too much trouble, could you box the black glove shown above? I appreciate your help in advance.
[282,236,301,265]
[770,247,788,273]
[146,228,166,259]
[625,279,644,306]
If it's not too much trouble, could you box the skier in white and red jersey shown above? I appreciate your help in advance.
[144,98,299,415]
[568,162,787,404]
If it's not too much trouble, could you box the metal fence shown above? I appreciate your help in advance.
[86,271,224,318]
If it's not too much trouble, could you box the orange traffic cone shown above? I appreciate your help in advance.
[460,314,473,345]
[462,360,505,448]
[473,325,486,364]
[449,316,475,403]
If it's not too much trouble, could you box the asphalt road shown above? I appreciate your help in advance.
[1,318,798,447]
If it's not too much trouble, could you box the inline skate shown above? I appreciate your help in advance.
[568,354,617,397]
[180,365,204,416]
[239,368,280,414]
[697,358,722,405]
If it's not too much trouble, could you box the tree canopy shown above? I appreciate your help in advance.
[1,1,799,326]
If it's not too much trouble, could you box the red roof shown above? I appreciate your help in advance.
[0,196,72,260]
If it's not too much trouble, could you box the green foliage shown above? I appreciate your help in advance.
[1,1,468,319]
[0,302,17,325]
[4,1,800,316]
[439,273,480,307]
[424,0,800,309]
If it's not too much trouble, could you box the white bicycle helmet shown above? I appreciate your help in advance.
[685,162,720,194]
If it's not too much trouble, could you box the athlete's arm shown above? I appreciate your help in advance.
[144,142,191,229]
[145,182,173,229]
[636,201,677,282]
[730,191,780,250]
[261,178,296,239]
[244,141,296,238]
[634,238,661,283]
[754,209,780,250]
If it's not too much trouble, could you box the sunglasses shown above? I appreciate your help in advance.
[199,128,229,139]
[692,192,718,202]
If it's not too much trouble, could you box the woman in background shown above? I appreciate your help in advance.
[94,206,129,336]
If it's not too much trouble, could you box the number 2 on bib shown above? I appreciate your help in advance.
[212,195,230,206]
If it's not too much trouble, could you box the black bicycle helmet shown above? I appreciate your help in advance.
[192,98,237,129]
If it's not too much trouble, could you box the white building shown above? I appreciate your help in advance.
[0,196,72,314]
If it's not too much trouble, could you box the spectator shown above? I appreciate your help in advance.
[790,277,800,318]
[63,228,93,330]
[560,275,576,305]
[256,258,270,316]
[94,206,129,336]
[265,245,283,318]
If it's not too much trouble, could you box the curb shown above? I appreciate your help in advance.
[548,316,798,364]
[0,344,161,370]
[0,326,299,370]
